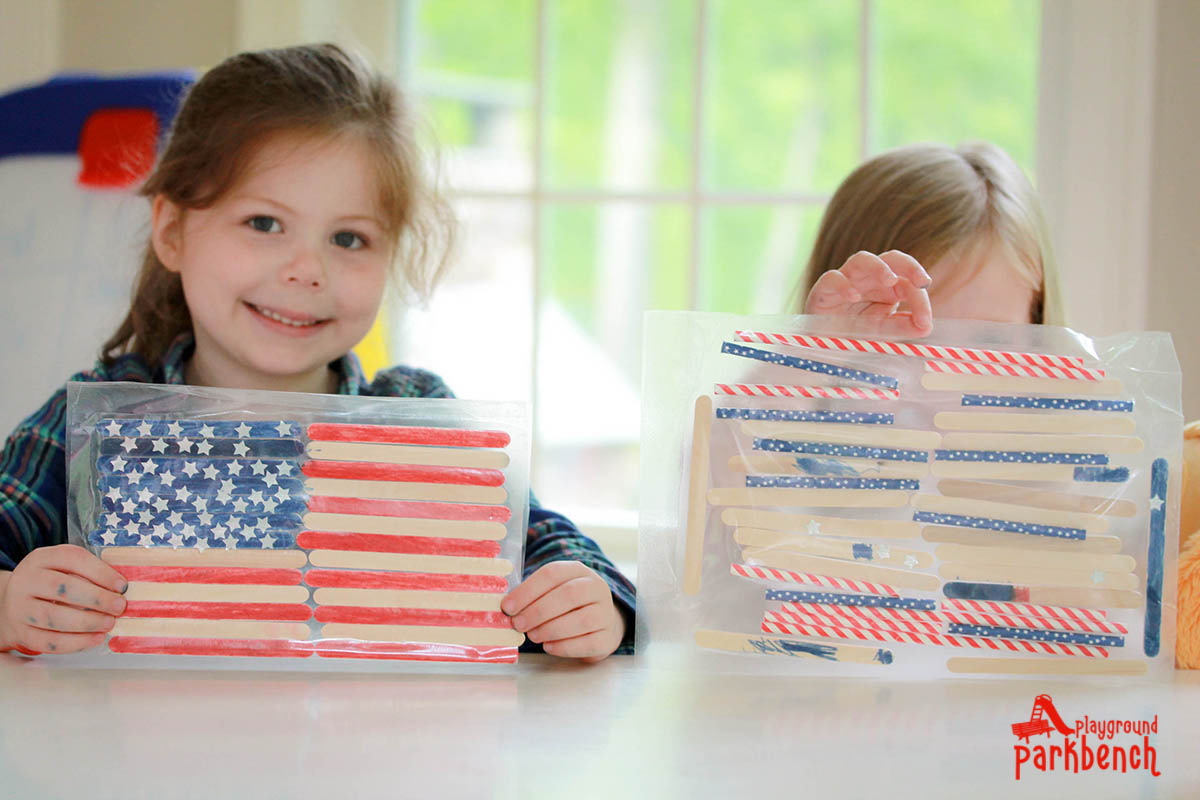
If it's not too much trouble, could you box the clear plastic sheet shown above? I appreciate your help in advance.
[60,381,530,672]
[637,313,1182,680]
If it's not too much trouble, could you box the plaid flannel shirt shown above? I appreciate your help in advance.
[0,335,635,654]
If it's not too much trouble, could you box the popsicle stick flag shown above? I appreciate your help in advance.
[89,418,522,663]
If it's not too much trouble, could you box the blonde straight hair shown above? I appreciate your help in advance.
[795,142,1064,326]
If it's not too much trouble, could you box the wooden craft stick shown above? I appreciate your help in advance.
[708,487,909,508]
[305,569,507,593]
[124,582,310,604]
[312,640,517,663]
[307,550,515,576]
[302,460,505,486]
[934,544,1136,572]
[306,441,509,469]
[922,373,1124,396]
[313,606,511,628]
[946,657,1147,676]
[307,496,510,523]
[742,547,940,591]
[693,627,894,665]
[312,588,506,611]
[734,527,934,569]
[122,601,312,622]
[295,531,501,559]
[938,562,1138,592]
[921,526,1123,553]
[912,493,1109,533]
[941,432,1143,455]
[302,512,506,540]
[318,623,524,647]
[307,423,510,448]
[722,508,921,539]
[943,581,1142,609]
[110,565,302,585]
[729,453,928,479]
[739,421,941,449]
[100,547,307,568]
[934,411,1136,435]
[303,477,507,505]
[930,462,1079,481]
[936,479,1137,517]
[684,395,713,595]
[109,618,311,640]
[108,636,315,658]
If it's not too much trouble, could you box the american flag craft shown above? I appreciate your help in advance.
[675,320,1178,677]
[80,414,527,664]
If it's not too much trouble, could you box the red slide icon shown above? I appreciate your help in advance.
[1011,694,1075,742]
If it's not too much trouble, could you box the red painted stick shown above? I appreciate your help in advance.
[107,636,315,658]
[111,565,304,585]
[304,569,508,593]
[301,460,505,486]
[307,496,511,523]
[313,638,518,663]
[313,606,512,627]
[297,531,501,558]
[306,423,510,449]
[122,601,313,621]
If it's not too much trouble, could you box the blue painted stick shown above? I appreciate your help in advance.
[755,437,928,463]
[934,448,1108,465]
[99,419,302,438]
[913,510,1085,540]
[749,475,919,491]
[100,437,304,458]
[1074,466,1130,483]
[720,341,899,389]
[716,408,894,424]
[1145,457,1167,657]
[961,395,1134,412]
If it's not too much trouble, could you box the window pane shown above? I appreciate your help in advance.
[873,0,1039,170]
[389,199,533,402]
[535,203,690,515]
[411,0,535,190]
[545,0,695,191]
[700,205,825,314]
[705,0,860,193]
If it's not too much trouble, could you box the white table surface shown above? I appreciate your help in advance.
[2,653,1198,799]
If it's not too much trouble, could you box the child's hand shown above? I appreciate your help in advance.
[0,544,128,655]
[805,250,934,337]
[501,561,626,662]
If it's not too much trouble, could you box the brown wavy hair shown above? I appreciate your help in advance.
[102,43,455,367]
[793,142,1063,325]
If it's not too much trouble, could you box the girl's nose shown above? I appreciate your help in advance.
[281,246,326,288]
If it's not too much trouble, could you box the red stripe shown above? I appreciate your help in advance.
[297,531,500,558]
[111,565,303,585]
[313,606,512,627]
[306,423,509,448]
[108,636,315,658]
[304,569,507,592]
[313,639,518,663]
[122,601,313,621]
[301,460,504,486]
[307,496,511,523]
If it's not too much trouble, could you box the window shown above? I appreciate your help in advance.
[390,0,1040,531]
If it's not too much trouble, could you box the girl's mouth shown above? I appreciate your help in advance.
[245,302,329,330]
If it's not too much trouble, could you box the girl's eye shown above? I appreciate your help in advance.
[332,230,366,250]
[247,216,282,233]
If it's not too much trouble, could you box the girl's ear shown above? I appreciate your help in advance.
[151,195,185,272]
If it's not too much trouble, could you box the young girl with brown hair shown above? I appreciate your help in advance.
[0,44,633,661]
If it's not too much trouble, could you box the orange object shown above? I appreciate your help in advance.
[1177,421,1200,668]
[76,108,158,189]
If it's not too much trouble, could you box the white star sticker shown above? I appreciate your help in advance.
[199,424,215,439]
[203,464,220,480]
[168,511,183,526]
[235,422,253,438]
[110,455,128,472]
[137,509,153,525]
[275,421,292,436]
[176,438,195,453]
[153,497,168,513]
[193,497,208,512]
[223,535,237,550]
[122,499,137,514]
[198,510,214,527]
[227,460,245,476]
[232,498,248,513]
[196,440,214,455]
[142,460,159,474]
[104,420,123,436]
[168,533,184,548]
[262,498,279,513]
[194,536,209,552]
[263,472,279,488]
[101,530,117,545]
[106,486,121,502]
[210,522,226,538]
[233,441,249,457]
[260,532,276,549]
[251,460,268,476]
[160,471,176,487]
[137,421,153,437]
[181,523,195,539]
[1150,496,1164,512]
[151,438,168,453]
[806,520,822,535]
[137,487,152,503]
[248,489,264,505]
[255,517,270,532]
[153,523,168,538]
[104,513,120,526]
[124,520,140,535]
[176,485,192,504]
[167,421,183,437]
[1091,569,1105,585]
[274,487,290,501]
[121,437,138,452]
[181,460,199,477]
[137,532,155,547]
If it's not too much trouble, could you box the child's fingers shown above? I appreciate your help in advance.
[27,570,127,616]
[542,630,614,660]
[31,544,128,594]
[878,250,933,290]
[524,602,610,644]
[500,561,588,617]
[18,628,107,655]
[23,598,119,634]
[508,577,602,634]
[838,251,902,293]
[879,251,933,333]
[806,270,861,312]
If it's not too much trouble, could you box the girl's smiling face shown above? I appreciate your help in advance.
[151,132,391,393]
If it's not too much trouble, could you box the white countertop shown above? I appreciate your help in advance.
[3,653,1199,799]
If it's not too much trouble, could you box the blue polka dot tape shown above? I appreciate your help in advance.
[934,449,1108,465]
[961,395,1134,412]
[947,623,1124,649]
[715,408,895,424]
[765,589,937,611]
[756,437,928,463]
[913,510,1086,540]
[747,475,919,491]
[721,341,899,389]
